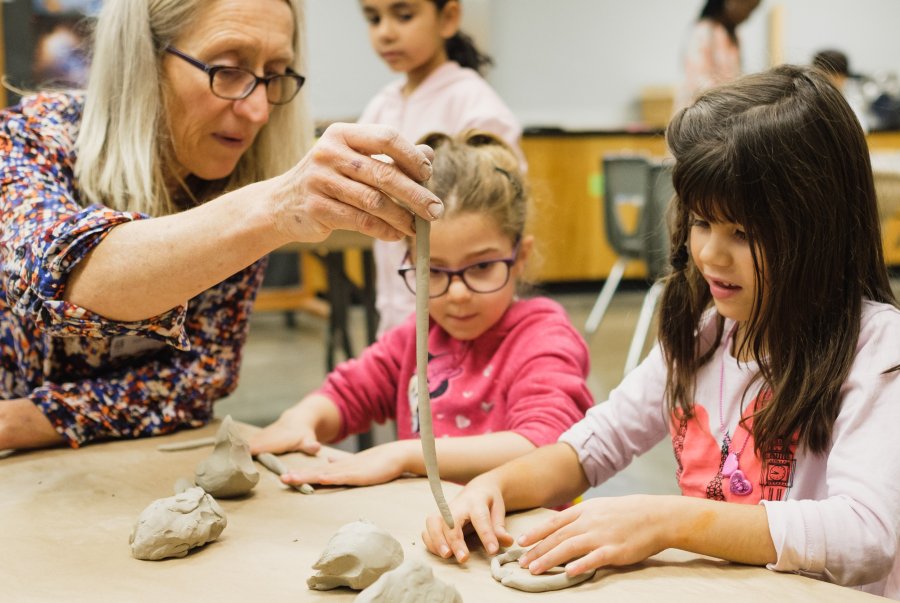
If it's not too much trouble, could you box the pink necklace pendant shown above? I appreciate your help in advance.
[722,452,739,477]
[729,469,753,496]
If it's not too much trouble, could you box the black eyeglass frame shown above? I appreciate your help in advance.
[164,45,306,105]
[397,242,521,299]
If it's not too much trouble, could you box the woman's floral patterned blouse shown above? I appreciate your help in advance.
[1,92,265,447]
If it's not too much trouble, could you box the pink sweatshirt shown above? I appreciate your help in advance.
[358,61,524,165]
[358,61,526,336]
[319,297,593,447]
[560,301,900,597]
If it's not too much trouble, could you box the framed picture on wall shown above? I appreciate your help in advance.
[2,0,101,107]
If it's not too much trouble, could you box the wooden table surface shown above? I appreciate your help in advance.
[0,421,885,602]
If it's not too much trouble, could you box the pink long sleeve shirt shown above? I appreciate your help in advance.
[319,297,593,446]
[560,301,900,597]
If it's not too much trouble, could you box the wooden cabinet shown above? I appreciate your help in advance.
[522,131,900,283]
[521,133,667,283]
[868,131,900,267]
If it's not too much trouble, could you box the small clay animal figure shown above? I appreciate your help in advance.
[491,547,595,592]
[355,559,462,602]
[308,520,404,591]
[194,415,259,498]
[129,486,227,561]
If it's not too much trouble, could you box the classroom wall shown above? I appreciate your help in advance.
[307,0,900,129]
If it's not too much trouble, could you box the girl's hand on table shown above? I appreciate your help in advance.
[248,418,321,457]
[280,439,416,487]
[516,495,667,577]
[422,475,515,563]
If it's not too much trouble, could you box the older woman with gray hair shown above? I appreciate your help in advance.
[0,0,443,451]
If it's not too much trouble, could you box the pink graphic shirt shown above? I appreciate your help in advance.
[318,297,593,447]
[560,302,900,597]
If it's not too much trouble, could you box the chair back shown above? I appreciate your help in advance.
[645,161,676,280]
[602,156,652,258]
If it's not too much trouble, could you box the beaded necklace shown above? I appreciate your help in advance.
[719,323,753,496]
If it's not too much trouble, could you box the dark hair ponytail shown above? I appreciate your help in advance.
[445,31,492,74]
[431,1,493,74]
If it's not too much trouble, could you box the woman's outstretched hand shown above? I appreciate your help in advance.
[270,123,443,243]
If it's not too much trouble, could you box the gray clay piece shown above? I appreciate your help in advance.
[355,559,462,602]
[490,547,595,592]
[129,486,227,561]
[194,415,259,498]
[307,520,404,591]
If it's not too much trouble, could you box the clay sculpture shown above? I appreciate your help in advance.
[129,486,227,561]
[355,559,462,602]
[307,520,404,591]
[194,415,259,498]
[490,547,595,592]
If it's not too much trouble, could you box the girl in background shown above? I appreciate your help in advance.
[673,0,760,113]
[358,0,524,335]
[424,66,900,598]
[251,131,591,488]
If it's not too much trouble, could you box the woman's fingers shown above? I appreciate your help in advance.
[319,123,444,220]
[274,123,446,243]
[331,122,435,185]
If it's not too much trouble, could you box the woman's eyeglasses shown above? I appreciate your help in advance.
[398,245,520,298]
[165,46,306,105]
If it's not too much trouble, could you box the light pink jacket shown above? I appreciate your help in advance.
[674,19,742,113]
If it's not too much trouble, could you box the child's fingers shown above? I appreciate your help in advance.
[422,515,462,560]
[298,438,321,456]
[281,468,335,486]
[468,505,502,555]
[490,499,514,547]
[248,428,318,457]
[565,544,615,576]
[517,505,577,547]
[517,518,590,573]
[248,435,290,456]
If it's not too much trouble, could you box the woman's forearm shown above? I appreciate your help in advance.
[65,179,286,321]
